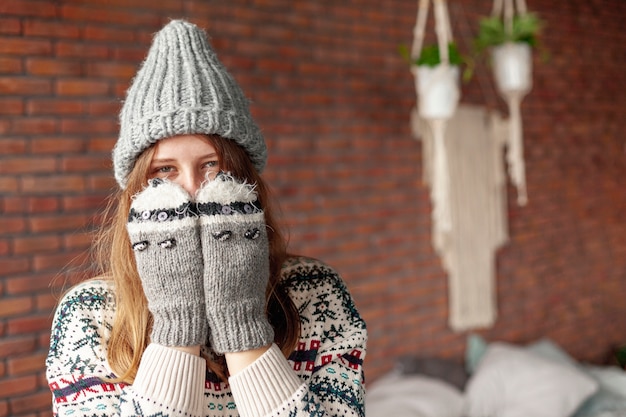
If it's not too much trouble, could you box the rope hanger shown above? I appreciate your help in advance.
[491,0,531,206]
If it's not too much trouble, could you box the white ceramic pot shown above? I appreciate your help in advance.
[413,64,460,120]
[492,42,533,96]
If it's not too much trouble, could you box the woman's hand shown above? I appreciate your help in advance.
[127,178,208,348]
[196,173,274,355]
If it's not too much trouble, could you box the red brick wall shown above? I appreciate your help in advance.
[1,0,625,414]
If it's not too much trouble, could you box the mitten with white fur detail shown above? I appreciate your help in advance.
[127,178,207,347]
[196,173,274,354]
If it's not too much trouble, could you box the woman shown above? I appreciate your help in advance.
[46,19,367,417]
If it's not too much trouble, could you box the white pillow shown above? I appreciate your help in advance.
[465,342,598,417]
[367,372,465,417]
[584,365,626,397]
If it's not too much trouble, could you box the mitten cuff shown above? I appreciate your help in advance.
[151,308,209,347]
[207,302,274,354]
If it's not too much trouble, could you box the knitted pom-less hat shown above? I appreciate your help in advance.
[113,20,267,189]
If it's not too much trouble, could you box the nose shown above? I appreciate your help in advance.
[177,170,203,196]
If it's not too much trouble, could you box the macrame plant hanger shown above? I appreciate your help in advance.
[411,0,460,247]
[491,0,532,205]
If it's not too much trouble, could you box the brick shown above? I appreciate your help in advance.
[0,56,22,73]
[5,274,60,294]
[39,331,53,350]
[0,258,30,276]
[71,0,182,11]
[34,251,88,272]
[0,0,57,18]
[0,217,26,233]
[86,61,137,80]
[0,177,19,193]
[28,213,87,233]
[63,231,94,250]
[28,196,61,213]
[11,117,57,135]
[13,235,61,255]
[0,157,56,174]
[61,4,160,27]
[26,58,83,77]
[23,19,81,38]
[0,374,37,398]
[60,118,116,135]
[0,400,7,417]
[113,81,130,98]
[55,41,109,59]
[0,138,27,155]
[20,175,86,194]
[88,99,120,116]
[6,314,52,335]
[0,37,51,55]
[60,154,110,172]
[62,195,106,211]
[35,291,58,311]
[0,296,33,318]
[0,77,52,95]
[0,336,36,357]
[87,137,116,152]
[55,79,109,96]
[27,99,86,116]
[31,137,86,154]
[83,25,136,43]
[0,17,21,35]
[0,98,23,115]
[87,174,116,191]
[9,390,52,414]
[0,239,9,255]
[3,196,60,214]
[112,45,149,61]
[6,352,46,376]
[0,119,10,134]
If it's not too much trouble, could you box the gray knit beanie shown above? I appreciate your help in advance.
[113,19,267,189]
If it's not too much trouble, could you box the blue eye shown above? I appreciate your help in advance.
[212,230,232,241]
[244,228,260,240]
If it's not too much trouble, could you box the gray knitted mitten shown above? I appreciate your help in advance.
[196,173,274,354]
[127,178,208,347]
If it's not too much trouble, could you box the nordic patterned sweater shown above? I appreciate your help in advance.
[46,256,367,417]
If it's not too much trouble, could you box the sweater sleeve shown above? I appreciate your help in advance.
[46,280,206,417]
[228,258,367,417]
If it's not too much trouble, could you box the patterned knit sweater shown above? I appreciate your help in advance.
[46,256,367,417]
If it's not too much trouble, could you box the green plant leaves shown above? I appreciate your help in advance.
[398,42,464,67]
[475,13,543,52]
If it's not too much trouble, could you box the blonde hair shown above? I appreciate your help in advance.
[94,135,299,383]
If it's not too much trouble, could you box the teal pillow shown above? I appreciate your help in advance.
[465,333,488,374]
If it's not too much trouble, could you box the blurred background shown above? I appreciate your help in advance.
[0,0,624,415]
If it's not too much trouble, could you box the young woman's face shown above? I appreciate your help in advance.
[148,134,220,195]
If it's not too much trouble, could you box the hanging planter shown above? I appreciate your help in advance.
[474,4,544,205]
[492,42,532,96]
[412,43,462,120]
[404,0,461,234]
[476,12,542,95]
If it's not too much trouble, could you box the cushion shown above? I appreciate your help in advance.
[527,338,581,367]
[573,365,626,417]
[465,333,488,374]
[465,342,598,417]
[366,371,465,417]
